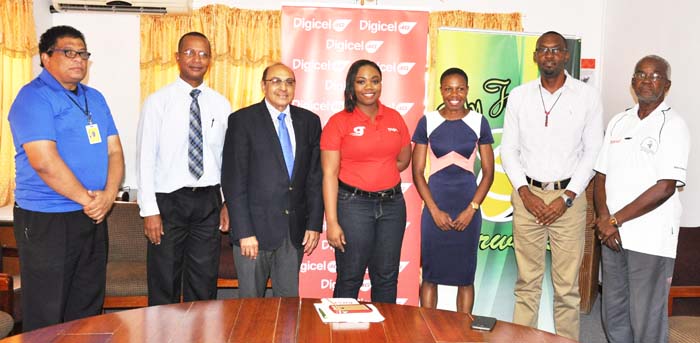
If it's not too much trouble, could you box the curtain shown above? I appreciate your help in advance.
[140,5,281,111]
[141,6,521,113]
[427,11,522,104]
[0,0,37,207]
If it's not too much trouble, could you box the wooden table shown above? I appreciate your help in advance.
[0,298,575,342]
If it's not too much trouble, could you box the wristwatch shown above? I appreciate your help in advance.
[470,201,480,210]
[560,194,574,208]
[609,216,619,228]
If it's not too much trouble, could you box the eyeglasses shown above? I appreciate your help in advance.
[633,72,666,82]
[48,48,91,60]
[535,47,568,55]
[265,78,296,87]
[180,49,210,59]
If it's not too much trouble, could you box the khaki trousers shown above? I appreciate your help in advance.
[511,186,586,341]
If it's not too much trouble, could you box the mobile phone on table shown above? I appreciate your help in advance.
[329,304,372,314]
[470,315,497,331]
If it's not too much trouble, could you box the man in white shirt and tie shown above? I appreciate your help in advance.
[137,32,230,305]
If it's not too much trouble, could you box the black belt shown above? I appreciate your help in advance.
[339,181,401,198]
[526,176,570,190]
[176,184,220,193]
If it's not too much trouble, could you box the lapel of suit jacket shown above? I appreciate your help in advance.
[290,106,305,181]
[258,101,288,177]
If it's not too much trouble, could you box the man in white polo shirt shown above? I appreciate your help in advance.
[594,55,690,343]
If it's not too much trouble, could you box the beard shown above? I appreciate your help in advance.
[636,92,663,104]
[540,66,561,78]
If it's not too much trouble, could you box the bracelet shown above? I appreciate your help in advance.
[609,216,619,228]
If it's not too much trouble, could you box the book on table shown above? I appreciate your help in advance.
[314,298,385,323]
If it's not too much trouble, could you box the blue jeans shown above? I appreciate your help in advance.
[333,188,406,303]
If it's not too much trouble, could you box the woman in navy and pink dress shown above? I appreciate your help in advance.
[412,68,494,313]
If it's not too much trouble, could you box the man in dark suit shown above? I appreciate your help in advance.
[222,63,323,297]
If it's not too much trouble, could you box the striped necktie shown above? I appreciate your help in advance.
[188,89,203,179]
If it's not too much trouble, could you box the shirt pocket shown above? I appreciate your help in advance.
[54,107,85,142]
[204,115,227,153]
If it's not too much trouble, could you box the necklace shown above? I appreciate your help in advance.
[538,85,563,127]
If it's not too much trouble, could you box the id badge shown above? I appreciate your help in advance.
[86,123,102,144]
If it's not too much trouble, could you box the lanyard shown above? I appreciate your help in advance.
[64,85,92,124]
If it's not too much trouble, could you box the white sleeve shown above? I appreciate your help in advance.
[500,88,528,190]
[566,89,604,196]
[655,115,690,186]
[136,95,162,217]
[594,115,615,175]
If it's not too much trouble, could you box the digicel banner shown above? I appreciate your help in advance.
[282,5,428,305]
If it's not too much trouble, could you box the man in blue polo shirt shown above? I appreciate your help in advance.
[8,25,124,331]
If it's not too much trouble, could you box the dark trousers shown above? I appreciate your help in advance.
[333,189,406,303]
[233,230,303,298]
[147,186,222,305]
[601,246,675,343]
[13,204,107,331]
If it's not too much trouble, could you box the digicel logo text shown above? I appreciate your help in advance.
[324,79,344,91]
[292,99,344,113]
[326,39,383,54]
[292,17,352,32]
[292,58,350,73]
[300,260,336,273]
[385,102,415,115]
[359,20,417,34]
[377,62,416,75]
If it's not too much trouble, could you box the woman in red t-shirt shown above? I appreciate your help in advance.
[320,59,411,303]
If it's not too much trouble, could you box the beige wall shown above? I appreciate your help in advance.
[600,0,699,226]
